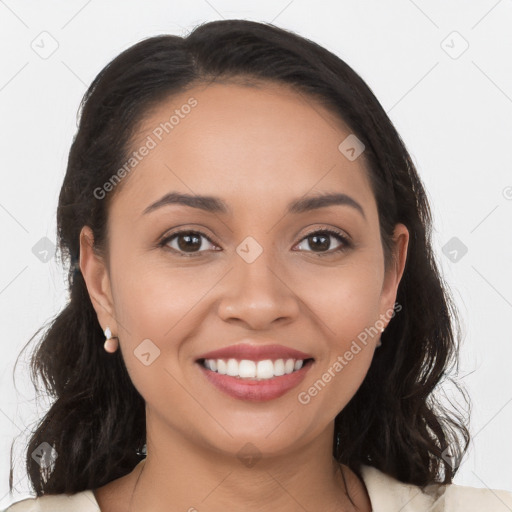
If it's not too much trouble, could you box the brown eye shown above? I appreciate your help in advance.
[294,229,351,255]
[160,230,218,257]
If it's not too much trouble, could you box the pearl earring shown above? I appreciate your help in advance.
[377,327,385,347]
[104,326,119,353]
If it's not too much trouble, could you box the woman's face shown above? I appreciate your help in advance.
[81,81,408,458]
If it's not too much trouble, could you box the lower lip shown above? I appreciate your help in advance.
[197,360,314,402]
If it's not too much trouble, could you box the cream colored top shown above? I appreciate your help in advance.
[4,464,512,511]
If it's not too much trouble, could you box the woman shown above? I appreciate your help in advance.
[5,19,512,511]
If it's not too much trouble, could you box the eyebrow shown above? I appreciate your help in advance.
[142,191,366,220]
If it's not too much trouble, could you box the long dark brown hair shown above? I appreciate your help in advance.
[9,18,470,497]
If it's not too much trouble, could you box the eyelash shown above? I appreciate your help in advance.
[158,227,352,258]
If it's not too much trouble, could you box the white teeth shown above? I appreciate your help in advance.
[256,359,274,379]
[226,359,238,377]
[201,358,308,380]
[217,359,227,375]
[273,359,285,376]
[239,360,256,378]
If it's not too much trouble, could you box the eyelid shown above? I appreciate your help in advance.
[158,228,219,257]
[158,225,352,257]
[299,225,351,243]
[293,226,352,256]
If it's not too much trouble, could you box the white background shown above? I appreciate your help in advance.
[1,0,511,507]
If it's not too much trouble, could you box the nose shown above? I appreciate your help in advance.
[216,245,300,330]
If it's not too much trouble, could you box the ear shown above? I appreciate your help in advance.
[79,226,117,336]
[379,223,409,322]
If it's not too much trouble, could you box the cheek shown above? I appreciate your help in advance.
[299,337,375,425]
[298,257,384,337]
[113,258,209,338]
[294,260,381,416]
[110,264,202,385]
[113,274,195,411]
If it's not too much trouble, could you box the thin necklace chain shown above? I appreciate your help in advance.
[127,457,353,511]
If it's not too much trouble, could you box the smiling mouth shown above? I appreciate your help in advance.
[196,357,315,381]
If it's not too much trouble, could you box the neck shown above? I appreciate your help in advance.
[118,419,364,512]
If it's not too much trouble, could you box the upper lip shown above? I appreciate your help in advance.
[196,342,314,362]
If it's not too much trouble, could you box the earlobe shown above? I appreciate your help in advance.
[79,226,117,333]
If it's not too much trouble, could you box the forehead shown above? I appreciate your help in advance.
[110,81,375,219]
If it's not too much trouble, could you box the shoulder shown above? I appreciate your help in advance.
[3,490,100,512]
[359,464,512,511]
